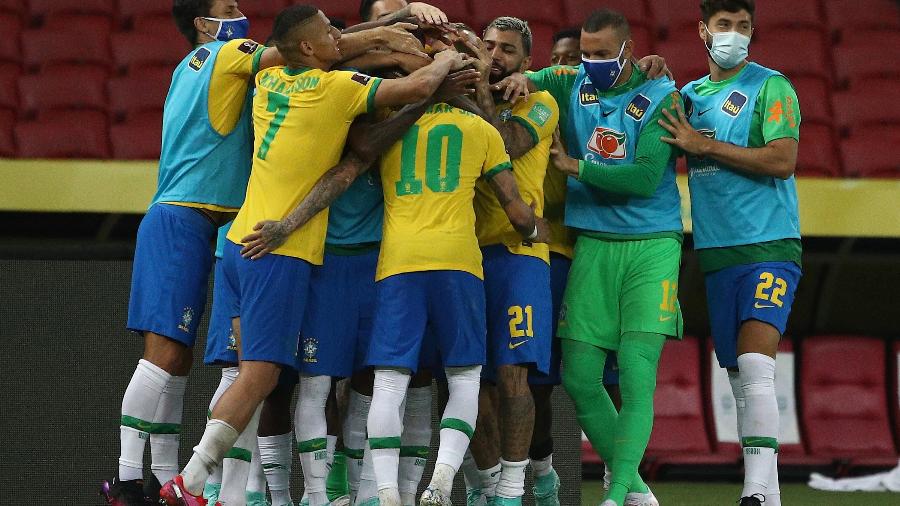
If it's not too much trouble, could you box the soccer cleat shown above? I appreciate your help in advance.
[599,500,617,506]
[144,474,162,504]
[100,477,146,506]
[738,494,765,506]
[246,490,271,506]
[329,495,351,506]
[159,475,209,506]
[491,497,522,505]
[466,487,486,506]
[419,486,452,506]
[625,490,660,506]
[533,468,561,506]
[202,483,221,503]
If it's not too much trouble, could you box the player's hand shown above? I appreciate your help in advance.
[491,72,530,104]
[549,128,579,176]
[394,52,434,74]
[659,100,712,156]
[407,2,449,25]
[378,23,429,58]
[434,49,474,70]
[240,220,290,260]
[533,216,552,243]
[434,69,481,101]
[455,36,491,78]
[637,54,673,80]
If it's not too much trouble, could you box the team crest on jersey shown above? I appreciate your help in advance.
[302,337,319,363]
[579,83,599,105]
[722,91,748,117]
[178,307,195,332]
[351,73,372,85]
[625,94,652,121]
[587,127,627,159]
[499,108,513,122]
[189,48,210,71]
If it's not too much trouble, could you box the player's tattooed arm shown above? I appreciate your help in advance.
[488,170,551,243]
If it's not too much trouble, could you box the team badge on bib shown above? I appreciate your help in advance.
[722,91,748,117]
[587,127,627,159]
[625,94,652,121]
[189,48,211,71]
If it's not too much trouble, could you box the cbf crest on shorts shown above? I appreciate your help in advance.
[302,337,319,363]
[178,306,195,333]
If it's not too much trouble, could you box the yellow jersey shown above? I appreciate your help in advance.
[227,67,382,263]
[377,103,512,281]
[474,91,559,263]
[544,162,575,259]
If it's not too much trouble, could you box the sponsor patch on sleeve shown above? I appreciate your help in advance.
[351,73,373,85]
[189,47,211,71]
[527,102,552,126]
[237,41,260,54]
[625,93,652,121]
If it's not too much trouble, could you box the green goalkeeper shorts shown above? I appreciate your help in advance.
[558,235,683,350]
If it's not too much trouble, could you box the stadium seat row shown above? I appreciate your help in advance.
[582,335,900,476]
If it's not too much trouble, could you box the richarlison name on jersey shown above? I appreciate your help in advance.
[258,72,321,94]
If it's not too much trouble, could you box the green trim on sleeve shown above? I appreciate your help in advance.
[509,116,540,146]
[366,77,383,114]
[251,46,266,76]
[483,162,513,180]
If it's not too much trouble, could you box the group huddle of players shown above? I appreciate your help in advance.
[101,1,803,506]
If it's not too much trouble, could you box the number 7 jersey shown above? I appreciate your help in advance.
[377,103,512,281]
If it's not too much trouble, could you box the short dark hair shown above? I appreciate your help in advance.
[271,4,320,53]
[485,16,532,56]
[582,9,631,40]
[455,22,476,34]
[359,0,379,22]
[553,27,580,43]
[700,0,755,23]
[172,0,215,46]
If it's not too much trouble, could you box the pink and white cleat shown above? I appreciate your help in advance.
[158,475,209,506]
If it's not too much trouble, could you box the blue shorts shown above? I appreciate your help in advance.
[127,203,216,346]
[298,249,378,377]
[706,261,802,368]
[367,270,486,373]
[481,246,552,380]
[222,240,312,369]
[203,258,239,366]
[529,254,619,385]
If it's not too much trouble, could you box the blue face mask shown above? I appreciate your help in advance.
[204,16,250,41]
[581,41,627,91]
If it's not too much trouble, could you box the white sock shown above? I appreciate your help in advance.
[358,442,379,504]
[496,458,528,498]
[247,436,267,494]
[119,359,170,481]
[461,450,481,491]
[206,368,239,489]
[219,406,261,505]
[399,385,432,505]
[182,419,240,495]
[479,463,502,498]
[259,432,293,506]
[326,433,338,472]
[296,374,331,506]
[738,353,779,498]
[150,374,188,483]
[435,366,481,473]
[368,369,411,493]
[344,389,371,502]
[603,463,612,491]
[767,453,782,506]
[732,368,781,504]
[531,454,553,478]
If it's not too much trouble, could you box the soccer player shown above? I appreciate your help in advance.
[550,28,581,66]
[156,5,470,505]
[533,9,683,506]
[454,17,558,506]
[658,1,801,505]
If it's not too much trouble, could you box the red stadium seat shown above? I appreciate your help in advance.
[528,22,556,70]
[15,109,110,158]
[43,14,112,40]
[840,133,900,178]
[840,28,900,48]
[327,0,363,21]
[0,13,20,64]
[564,0,651,28]
[471,1,560,29]
[239,0,286,18]
[0,0,23,16]
[110,110,162,159]
[790,76,832,126]
[0,108,14,156]
[800,336,898,464]
[116,0,169,22]
[833,45,900,86]
[0,63,18,110]
[21,28,110,70]
[630,26,653,56]
[249,16,275,44]
[112,32,188,73]
[26,0,113,18]
[754,0,824,30]
[108,67,170,120]
[797,124,841,177]
[825,0,900,33]
[832,86,900,133]
[751,29,828,81]
[651,0,701,37]
[18,66,107,116]
[654,40,709,84]
[430,0,470,23]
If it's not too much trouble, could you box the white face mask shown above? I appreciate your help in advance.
[704,25,751,69]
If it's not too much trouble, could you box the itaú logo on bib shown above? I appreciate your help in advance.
[586,127,627,159]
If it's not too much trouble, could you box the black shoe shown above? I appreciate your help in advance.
[101,478,146,506]
[738,494,765,506]
[143,474,162,504]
